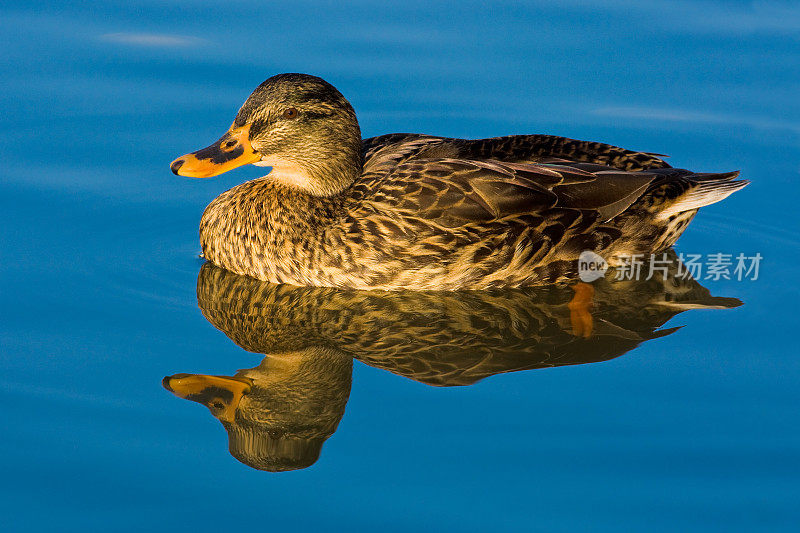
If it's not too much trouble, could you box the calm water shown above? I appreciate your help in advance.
[2,1,799,531]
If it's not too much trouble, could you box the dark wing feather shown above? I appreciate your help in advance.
[550,169,654,220]
[357,158,657,229]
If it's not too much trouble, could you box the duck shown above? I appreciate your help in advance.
[161,257,740,471]
[171,73,748,290]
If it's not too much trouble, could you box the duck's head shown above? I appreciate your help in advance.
[170,73,362,196]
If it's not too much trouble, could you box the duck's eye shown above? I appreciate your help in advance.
[283,107,298,119]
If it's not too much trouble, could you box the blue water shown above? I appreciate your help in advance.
[2,1,799,531]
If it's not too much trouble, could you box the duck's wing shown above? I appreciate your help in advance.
[442,135,672,171]
[362,133,673,172]
[356,158,656,230]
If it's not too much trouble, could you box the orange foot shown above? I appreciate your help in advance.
[568,282,595,338]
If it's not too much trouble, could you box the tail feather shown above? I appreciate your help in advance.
[656,175,749,220]
[686,170,741,181]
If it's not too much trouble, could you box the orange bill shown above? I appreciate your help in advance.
[162,373,253,423]
[170,123,260,178]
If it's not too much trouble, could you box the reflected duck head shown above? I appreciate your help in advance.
[163,347,352,472]
[170,73,362,196]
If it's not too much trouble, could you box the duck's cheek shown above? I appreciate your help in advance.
[170,123,261,178]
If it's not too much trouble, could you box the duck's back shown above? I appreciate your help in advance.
[361,133,673,172]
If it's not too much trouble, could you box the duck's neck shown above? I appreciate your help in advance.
[259,157,361,197]
[258,135,363,197]
[305,148,363,197]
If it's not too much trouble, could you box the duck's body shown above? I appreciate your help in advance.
[173,74,747,290]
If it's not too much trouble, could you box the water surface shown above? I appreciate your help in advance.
[1,1,799,531]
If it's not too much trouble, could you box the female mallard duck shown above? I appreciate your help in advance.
[171,73,747,290]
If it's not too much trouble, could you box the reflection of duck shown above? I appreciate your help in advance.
[164,348,351,472]
[170,73,747,290]
[163,253,740,471]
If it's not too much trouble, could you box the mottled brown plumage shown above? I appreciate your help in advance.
[195,253,740,387]
[174,73,748,290]
[161,257,740,471]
